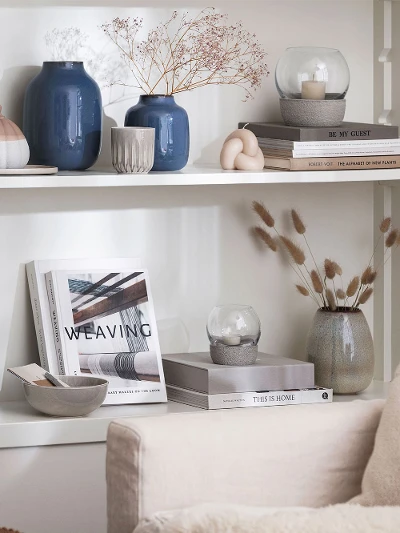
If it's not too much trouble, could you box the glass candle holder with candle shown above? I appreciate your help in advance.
[206,305,261,366]
[275,47,350,127]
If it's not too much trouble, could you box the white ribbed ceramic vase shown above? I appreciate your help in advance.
[111,127,155,174]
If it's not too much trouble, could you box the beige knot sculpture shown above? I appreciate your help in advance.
[220,128,264,171]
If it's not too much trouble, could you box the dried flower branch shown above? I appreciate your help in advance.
[358,287,373,305]
[280,237,305,265]
[253,226,277,252]
[326,289,337,311]
[101,8,269,98]
[324,259,336,280]
[346,277,359,297]
[291,209,306,234]
[252,201,275,228]
[380,217,391,233]
[361,266,373,286]
[251,204,394,313]
[336,288,346,300]
[310,270,324,294]
[296,285,309,297]
[386,229,398,248]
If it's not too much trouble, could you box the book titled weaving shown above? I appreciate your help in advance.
[45,269,167,405]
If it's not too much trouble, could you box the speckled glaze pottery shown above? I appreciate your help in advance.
[23,375,108,416]
[280,98,346,127]
[307,308,374,394]
[210,344,258,366]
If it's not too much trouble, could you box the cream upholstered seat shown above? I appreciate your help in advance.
[106,399,384,533]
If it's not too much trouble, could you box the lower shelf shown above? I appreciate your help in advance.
[0,380,390,449]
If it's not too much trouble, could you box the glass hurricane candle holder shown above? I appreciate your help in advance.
[207,305,261,366]
[275,47,350,127]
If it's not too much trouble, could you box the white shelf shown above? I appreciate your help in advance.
[0,381,389,449]
[0,167,399,188]
[0,400,200,449]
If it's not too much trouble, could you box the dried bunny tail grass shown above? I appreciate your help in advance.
[346,276,359,297]
[280,236,306,265]
[326,289,337,311]
[252,201,275,228]
[361,266,373,285]
[324,259,336,280]
[365,269,377,284]
[358,287,373,305]
[253,226,277,251]
[332,261,343,276]
[385,229,398,248]
[336,288,346,300]
[296,284,309,297]
[291,209,306,235]
[310,270,324,293]
[380,217,392,233]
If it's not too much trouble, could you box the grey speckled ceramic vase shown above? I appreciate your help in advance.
[306,308,374,394]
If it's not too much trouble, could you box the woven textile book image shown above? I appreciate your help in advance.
[45,269,167,405]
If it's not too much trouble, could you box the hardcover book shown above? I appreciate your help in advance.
[45,269,167,405]
[263,155,400,171]
[26,258,141,373]
[166,384,333,410]
[162,352,314,394]
[239,122,399,142]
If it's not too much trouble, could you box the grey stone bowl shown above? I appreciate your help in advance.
[210,344,258,366]
[23,376,108,417]
[280,98,346,127]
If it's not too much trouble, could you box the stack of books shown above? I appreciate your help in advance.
[26,259,167,405]
[239,122,400,171]
[162,352,332,409]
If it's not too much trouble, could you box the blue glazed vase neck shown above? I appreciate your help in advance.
[139,95,175,105]
[42,61,85,71]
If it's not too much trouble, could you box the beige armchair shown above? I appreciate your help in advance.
[106,399,384,533]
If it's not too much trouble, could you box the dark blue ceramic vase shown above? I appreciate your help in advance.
[125,95,189,171]
[23,62,102,171]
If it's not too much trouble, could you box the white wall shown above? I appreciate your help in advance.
[0,0,375,399]
[0,443,107,533]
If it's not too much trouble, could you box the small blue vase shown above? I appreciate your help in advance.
[23,61,102,171]
[125,95,189,171]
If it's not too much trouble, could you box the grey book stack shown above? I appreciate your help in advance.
[162,352,314,394]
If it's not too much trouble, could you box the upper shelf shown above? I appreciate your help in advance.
[0,167,399,188]
[0,0,359,6]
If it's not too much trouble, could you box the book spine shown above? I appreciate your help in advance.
[26,262,50,372]
[264,155,400,171]
[292,148,400,159]
[45,273,66,375]
[241,122,399,142]
[258,139,400,150]
[207,388,332,409]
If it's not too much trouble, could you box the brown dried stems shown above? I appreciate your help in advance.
[101,8,269,99]
[252,204,398,312]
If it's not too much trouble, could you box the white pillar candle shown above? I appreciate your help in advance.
[301,80,326,100]
[222,335,241,346]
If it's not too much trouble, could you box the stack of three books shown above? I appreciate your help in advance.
[162,352,332,410]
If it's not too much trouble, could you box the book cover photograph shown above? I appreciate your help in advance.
[46,269,167,405]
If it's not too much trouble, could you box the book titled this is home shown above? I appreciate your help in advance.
[45,269,167,405]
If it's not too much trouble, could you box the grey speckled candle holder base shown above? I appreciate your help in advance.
[280,98,346,127]
[210,344,258,366]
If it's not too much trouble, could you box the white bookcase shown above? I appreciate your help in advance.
[0,1,398,532]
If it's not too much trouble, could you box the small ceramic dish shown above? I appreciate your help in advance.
[23,375,108,417]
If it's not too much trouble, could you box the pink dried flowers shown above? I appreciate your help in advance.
[101,8,269,99]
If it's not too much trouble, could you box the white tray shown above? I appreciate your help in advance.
[0,165,58,175]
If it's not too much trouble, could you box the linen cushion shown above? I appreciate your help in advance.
[133,503,400,533]
[107,400,384,533]
[351,367,400,506]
